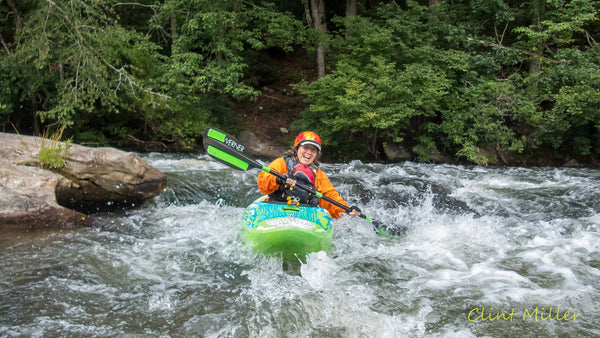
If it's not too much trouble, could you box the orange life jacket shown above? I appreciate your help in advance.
[266,156,319,205]
[257,157,349,219]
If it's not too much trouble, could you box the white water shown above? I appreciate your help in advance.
[1,153,599,337]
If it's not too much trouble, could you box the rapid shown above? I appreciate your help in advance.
[1,153,599,337]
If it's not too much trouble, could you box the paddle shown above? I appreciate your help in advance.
[203,127,401,236]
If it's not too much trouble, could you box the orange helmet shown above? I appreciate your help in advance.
[293,131,321,151]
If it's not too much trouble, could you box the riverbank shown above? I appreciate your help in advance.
[235,112,598,169]
[231,50,598,169]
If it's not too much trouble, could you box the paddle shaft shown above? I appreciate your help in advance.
[203,127,386,230]
[259,165,371,221]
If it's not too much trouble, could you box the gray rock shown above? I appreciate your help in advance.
[563,159,580,167]
[238,130,287,160]
[383,142,412,161]
[0,133,167,231]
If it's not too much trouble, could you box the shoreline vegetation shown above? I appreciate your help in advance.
[1,1,598,168]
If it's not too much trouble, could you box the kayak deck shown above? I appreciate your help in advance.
[241,197,333,259]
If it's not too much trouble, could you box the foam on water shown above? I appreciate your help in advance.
[1,155,599,336]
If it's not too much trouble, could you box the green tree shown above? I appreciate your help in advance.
[146,0,306,144]
[2,0,598,164]
[294,2,463,160]
[0,0,168,147]
[1,0,307,149]
[293,0,599,164]
[514,0,600,157]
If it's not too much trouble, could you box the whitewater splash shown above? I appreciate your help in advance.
[1,153,598,336]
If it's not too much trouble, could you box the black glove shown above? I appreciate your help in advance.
[349,206,361,213]
[276,174,290,186]
[309,196,320,206]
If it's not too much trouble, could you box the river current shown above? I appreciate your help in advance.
[1,153,599,337]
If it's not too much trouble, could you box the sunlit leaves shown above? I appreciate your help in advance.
[296,53,450,158]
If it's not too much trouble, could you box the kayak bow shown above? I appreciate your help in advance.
[241,196,333,259]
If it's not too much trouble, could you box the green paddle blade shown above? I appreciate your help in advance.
[203,127,261,171]
[204,127,249,155]
[206,128,226,142]
[206,145,250,171]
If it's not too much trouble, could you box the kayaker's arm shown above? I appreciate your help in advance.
[314,170,349,219]
[257,157,288,195]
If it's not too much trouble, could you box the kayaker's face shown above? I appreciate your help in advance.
[298,145,318,165]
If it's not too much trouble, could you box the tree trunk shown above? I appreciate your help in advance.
[530,0,545,73]
[170,12,177,43]
[305,0,327,78]
[6,0,21,30]
[346,0,356,16]
[345,0,357,39]
[32,97,40,136]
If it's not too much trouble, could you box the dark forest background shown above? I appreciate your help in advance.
[1,0,599,166]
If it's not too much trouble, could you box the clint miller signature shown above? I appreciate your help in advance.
[468,307,580,322]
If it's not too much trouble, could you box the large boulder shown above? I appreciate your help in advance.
[238,130,287,160]
[0,133,167,231]
[383,142,412,161]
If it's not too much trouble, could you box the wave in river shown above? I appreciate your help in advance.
[1,153,599,336]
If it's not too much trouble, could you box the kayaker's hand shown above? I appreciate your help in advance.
[349,206,361,217]
[276,174,296,187]
[286,177,297,187]
[276,174,288,185]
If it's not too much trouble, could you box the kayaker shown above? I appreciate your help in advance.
[257,131,362,218]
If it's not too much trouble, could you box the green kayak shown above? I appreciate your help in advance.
[241,196,333,260]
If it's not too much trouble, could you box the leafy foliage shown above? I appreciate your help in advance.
[0,0,169,146]
[294,0,599,164]
[148,0,305,146]
[1,0,598,165]
[38,127,71,169]
[1,0,304,149]
[294,3,459,159]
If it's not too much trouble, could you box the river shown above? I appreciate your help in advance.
[1,153,599,337]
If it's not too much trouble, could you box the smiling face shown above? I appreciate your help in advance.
[297,144,319,165]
